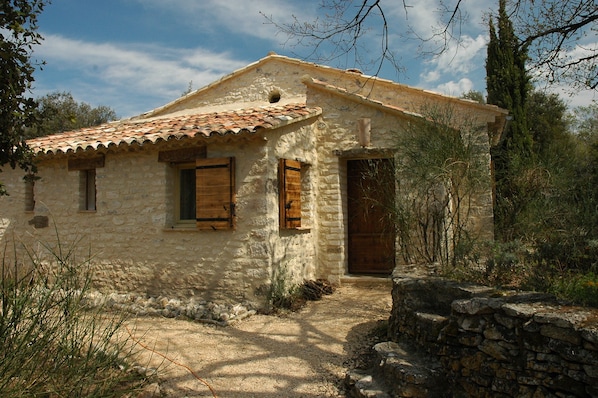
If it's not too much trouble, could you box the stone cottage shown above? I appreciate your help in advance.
[0,53,508,307]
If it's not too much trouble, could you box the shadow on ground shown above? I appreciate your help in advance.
[128,282,393,397]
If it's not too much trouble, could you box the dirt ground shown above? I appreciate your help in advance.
[126,280,393,398]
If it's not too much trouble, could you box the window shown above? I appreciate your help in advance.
[177,165,196,222]
[24,175,35,212]
[167,154,236,230]
[279,158,304,229]
[68,155,104,212]
[80,169,96,211]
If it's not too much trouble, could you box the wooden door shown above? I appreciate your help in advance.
[347,159,395,274]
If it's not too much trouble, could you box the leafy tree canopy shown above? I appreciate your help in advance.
[0,0,47,194]
[526,90,571,158]
[27,91,118,138]
[571,101,598,140]
[460,90,485,104]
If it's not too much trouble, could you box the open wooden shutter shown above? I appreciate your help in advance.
[279,159,302,229]
[196,157,235,230]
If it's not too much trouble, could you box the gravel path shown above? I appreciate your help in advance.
[126,280,393,397]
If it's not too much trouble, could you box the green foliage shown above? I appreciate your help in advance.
[0,0,47,194]
[571,102,598,140]
[460,90,485,104]
[486,0,531,144]
[547,272,598,308]
[385,104,490,267]
[442,240,531,287]
[486,0,535,240]
[0,233,150,396]
[267,265,304,311]
[466,92,598,307]
[527,90,571,159]
[495,94,598,253]
[26,91,118,138]
[443,239,598,308]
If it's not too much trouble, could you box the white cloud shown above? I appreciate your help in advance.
[382,1,490,92]
[134,0,315,43]
[428,34,487,75]
[386,0,490,44]
[546,83,598,109]
[529,39,598,108]
[34,34,249,116]
[435,78,474,97]
[421,70,440,83]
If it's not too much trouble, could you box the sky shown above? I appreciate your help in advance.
[32,0,597,119]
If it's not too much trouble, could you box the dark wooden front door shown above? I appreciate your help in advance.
[347,159,395,274]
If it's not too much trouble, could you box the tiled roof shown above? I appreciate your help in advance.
[302,76,424,119]
[28,103,321,156]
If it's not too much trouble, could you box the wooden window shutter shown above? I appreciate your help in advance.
[279,159,302,229]
[196,157,236,230]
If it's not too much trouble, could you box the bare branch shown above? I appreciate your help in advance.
[266,0,598,90]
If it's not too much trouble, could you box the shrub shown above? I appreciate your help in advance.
[0,234,150,397]
[266,264,304,312]
[545,272,598,307]
[441,240,531,288]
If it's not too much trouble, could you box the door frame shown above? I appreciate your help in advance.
[346,157,396,275]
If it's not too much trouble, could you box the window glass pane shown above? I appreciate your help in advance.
[179,168,196,220]
[86,169,96,210]
[24,178,35,211]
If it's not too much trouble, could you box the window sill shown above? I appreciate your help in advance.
[281,226,312,233]
[164,224,197,232]
[295,226,311,231]
[78,210,97,214]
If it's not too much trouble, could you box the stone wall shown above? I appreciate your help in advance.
[154,55,506,133]
[388,274,598,397]
[0,124,317,308]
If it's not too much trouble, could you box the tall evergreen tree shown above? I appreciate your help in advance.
[486,0,533,240]
[487,0,532,158]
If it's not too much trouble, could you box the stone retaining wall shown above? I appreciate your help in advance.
[389,274,598,397]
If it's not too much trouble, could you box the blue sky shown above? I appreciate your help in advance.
[32,0,597,118]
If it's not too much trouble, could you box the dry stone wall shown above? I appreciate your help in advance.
[388,274,598,397]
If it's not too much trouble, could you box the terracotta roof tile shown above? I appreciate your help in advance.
[28,103,321,155]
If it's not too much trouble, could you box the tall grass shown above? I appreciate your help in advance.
[0,232,150,397]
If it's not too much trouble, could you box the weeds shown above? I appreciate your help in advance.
[441,239,598,308]
[546,272,598,307]
[267,264,336,312]
[0,232,150,397]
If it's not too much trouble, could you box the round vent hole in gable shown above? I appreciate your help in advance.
[269,90,281,103]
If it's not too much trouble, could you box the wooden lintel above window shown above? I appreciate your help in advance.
[68,155,105,171]
[332,148,395,159]
[159,146,207,163]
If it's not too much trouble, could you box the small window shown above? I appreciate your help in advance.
[24,175,35,212]
[68,155,104,212]
[279,159,304,229]
[79,169,96,211]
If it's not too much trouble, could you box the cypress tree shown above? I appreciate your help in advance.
[486,0,532,239]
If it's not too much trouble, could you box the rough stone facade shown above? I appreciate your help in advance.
[0,123,316,306]
[382,274,598,397]
[0,54,508,308]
